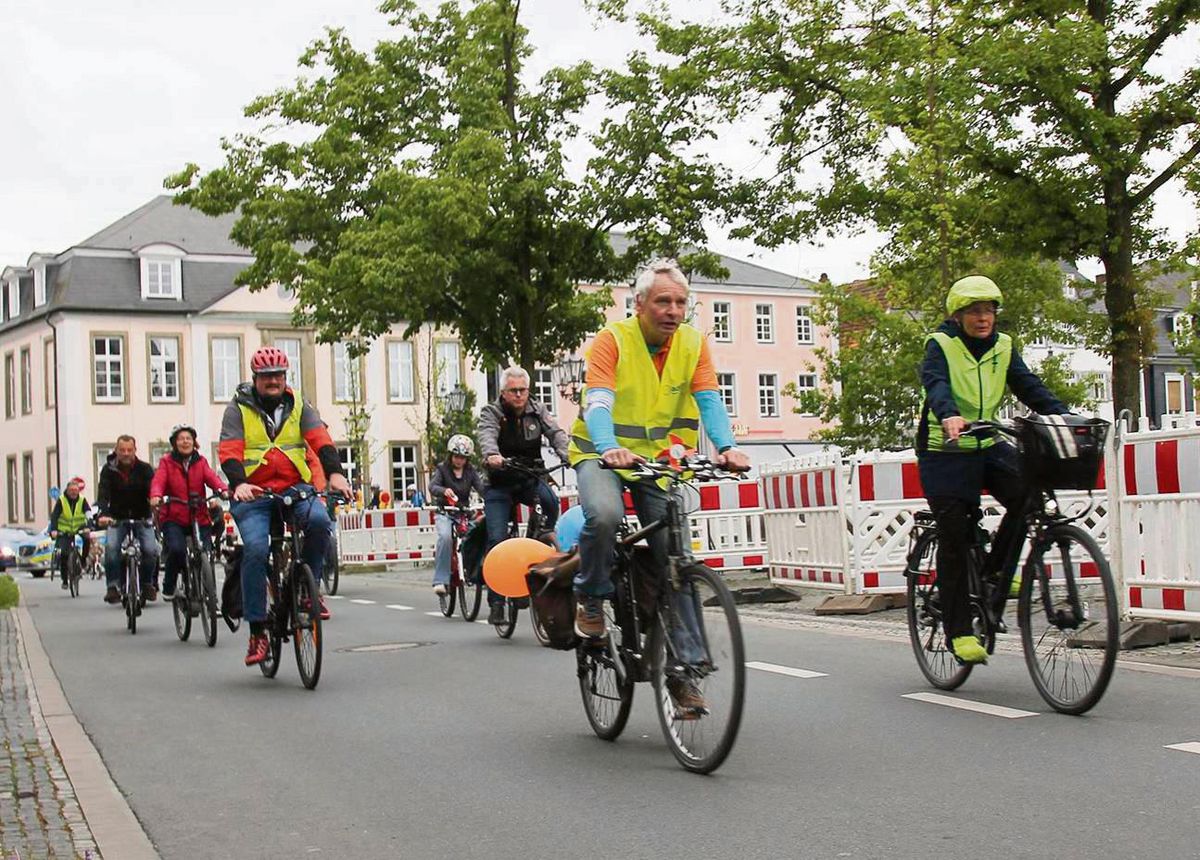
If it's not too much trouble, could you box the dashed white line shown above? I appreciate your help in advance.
[350,599,376,605]
[747,661,827,679]
[1165,742,1200,755]
[386,604,414,611]
[476,620,491,625]
[902,692,1037,719]
[424,611,444,617]
[326,595,345,600]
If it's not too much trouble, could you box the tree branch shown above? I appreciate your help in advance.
[1130,135,1200,208]
[1112,0,1200,94]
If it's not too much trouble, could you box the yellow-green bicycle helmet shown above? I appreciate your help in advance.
[946,275,1002,316]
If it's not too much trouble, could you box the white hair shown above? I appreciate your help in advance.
[499,366,530,390]
[632,258,689,302]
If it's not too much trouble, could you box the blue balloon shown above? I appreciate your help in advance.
[555,504,586,553]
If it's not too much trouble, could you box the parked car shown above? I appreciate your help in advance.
[0,527,31,571]
[16,528,108,577]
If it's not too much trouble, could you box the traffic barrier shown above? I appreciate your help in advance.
[338,507,441,565]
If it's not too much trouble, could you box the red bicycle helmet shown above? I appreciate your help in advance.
[250,346,290,375]
[69,476,86,490]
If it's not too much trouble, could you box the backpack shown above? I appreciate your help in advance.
[221,547,243,630]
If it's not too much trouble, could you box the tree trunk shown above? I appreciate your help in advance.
[1102,198,1143,423]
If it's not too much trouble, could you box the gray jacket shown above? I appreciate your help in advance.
[476,398,570,463]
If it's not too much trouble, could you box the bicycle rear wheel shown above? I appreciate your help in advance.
[651,565,745,775]
[494,600,518,639]
[173,586,192,642]
[578,620,634,741]
[905,531,973,690]
[323,538,340,596]
[293,563,323,690]
[1019,524,1117,715]
[200,552,218,648]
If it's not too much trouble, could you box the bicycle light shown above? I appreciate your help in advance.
[1044,498,1059,515]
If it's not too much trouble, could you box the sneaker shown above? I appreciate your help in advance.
[666,676,709,720]
[61,577,69,590]
[161,587,176,600]
[244,634,270,666]
[145,586,159,603]
[573,597,606,639]
[950,635,988,664]
[103,586,121,605]
[432,583,447,596]
[488,603,507,625]
[1008,572,1022,599]
[301,596,332,621]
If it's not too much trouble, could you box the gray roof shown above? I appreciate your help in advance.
[608,232,814,291]
[78,195,249,256]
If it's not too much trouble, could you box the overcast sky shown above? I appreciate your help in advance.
[1,0,1194,283]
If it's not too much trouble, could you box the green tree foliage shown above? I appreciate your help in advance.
[168,0,732,373]
[609,0,1200,421]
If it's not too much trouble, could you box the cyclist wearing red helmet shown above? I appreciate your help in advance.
[218,346,351,667]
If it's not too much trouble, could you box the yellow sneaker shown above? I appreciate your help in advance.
[950,635,988,664]
[1008,573,1022,599]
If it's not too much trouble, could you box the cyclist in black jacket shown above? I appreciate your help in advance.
[96,435,160,604]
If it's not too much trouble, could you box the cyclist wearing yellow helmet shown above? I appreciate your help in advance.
[917,275,1070,664]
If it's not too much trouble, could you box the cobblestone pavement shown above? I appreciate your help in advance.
[0,610,98,859]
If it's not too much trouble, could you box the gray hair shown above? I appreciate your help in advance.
[633,258,689,303]
[499,366,530,390]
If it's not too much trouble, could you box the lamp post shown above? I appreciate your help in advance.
[442,383,469,414]
[553,356,587,404]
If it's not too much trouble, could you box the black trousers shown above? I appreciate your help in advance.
[920,446,1027,640]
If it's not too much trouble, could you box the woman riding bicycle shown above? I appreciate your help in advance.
[429,434,486,597]
[150,424,228,599]
[917,275,1070,665]
[49,477,92,590]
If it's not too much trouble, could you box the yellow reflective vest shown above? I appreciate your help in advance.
[58,496,88,533]
[239,402,312,482]
[569,316,702,470]
[924,331,1013,452]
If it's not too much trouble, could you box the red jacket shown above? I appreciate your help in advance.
[150,453,228,527]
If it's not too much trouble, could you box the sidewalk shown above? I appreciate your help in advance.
[0,608,97,859]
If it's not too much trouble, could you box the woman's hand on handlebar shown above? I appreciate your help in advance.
[942,416,967,442]
[600,447,643,469]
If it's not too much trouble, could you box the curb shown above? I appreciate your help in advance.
[13,595,160,860]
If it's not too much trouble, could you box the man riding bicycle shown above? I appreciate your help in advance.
[218,346,351,667]
[917,275,1069,665]
[478,366,569,625]
[49,477,92,590]
[97,436,161,604]
[569,258,749,715]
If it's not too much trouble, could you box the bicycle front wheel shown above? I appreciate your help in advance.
[494,600,518,639]
[651,565,746,775]
[457,551,482,622]
[199,552,218,648]
[1019,524,1118,715]
[323,539,340,596]
[68,552,81,598]
[125,556,140,635]
[260,577,282,679]
[905,530,973,690]
[293,564,323,690]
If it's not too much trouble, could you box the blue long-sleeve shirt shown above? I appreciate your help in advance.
[583,389,735,455]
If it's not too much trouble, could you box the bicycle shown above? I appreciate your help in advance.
[160,494,223,648]
[51,531,90,598]
[323,520,341,597]
[109,519,148,635]
[255,490,324,690]
[905,417,1117,715]
[567,455,747,774]
[435,504,485,621]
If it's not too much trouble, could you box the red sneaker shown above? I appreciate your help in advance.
[301,596,331,621]
[244,634,270,666]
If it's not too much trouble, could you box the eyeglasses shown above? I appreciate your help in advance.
[504,387,529,395]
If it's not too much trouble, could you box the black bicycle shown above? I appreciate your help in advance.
[905,417,1118,715]
[568,456,747,774]
[160,494,223,648]
[322,494,342,596]
[256,490,324,690]
[109,519,147,635]
[51,530,90,598]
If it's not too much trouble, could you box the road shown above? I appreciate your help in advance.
[20,571,1200,859]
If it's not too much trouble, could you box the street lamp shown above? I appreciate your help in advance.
[554,356,587,404]
[442,384,469,413]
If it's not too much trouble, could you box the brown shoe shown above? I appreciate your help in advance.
[666,676,708,720]
[574,597,606,639]
[145,586,159,603]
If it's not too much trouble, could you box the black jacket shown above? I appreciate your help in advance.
[429,461,486,507]
[97,453,155,520]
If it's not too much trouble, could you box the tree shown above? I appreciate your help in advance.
[613,0,1200,421]
[168,0,732,373]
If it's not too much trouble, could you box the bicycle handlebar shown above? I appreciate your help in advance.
[599,454,749,481]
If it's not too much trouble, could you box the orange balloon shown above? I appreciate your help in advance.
[482,538,557,598]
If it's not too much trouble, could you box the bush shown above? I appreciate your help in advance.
[0,574,18,609]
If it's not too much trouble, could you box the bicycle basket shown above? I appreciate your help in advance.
[1015,415,1109,490]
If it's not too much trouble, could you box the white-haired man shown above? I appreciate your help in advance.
[477,365,570,624]
[568,258,750,716]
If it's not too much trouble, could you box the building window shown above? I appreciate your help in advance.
[758,373,779,418]
[21,453,33,522]
[533,368,555,414]
[7,280,18,318]
[795,373,817,415]
[93,445,113,491]
[148,336,181,403]
[390,443,420,498]
[333,342,363,402]
[210,336,241,401]
[434,341,461,396]
[92,335,125,403]
[34,267,46,307]
[712,301,732,342]
[336,446,359,490]
[46,448,58,497]
[19,348,31,415]
[717,372,737,416]
[43,339,55,409]
[4,353,14,418]
[273,337,302,392]
[148,442,170,468]
[142,258,180,299]
[5,456,16,523]
[755,304,774,343]
[387,340,415,403]
[796,306,814,344]
[1165,373,1186,416]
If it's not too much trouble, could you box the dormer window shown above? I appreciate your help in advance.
[6,280,17,318]
[137,244,185,300]
[33,266,46,307]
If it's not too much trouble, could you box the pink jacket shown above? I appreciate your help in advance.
[150,453,228,527]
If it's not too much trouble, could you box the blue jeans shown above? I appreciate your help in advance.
[231,485,330,625]
[104,522,160,592]
[433,514,454,586]
[573,459,703,664]
[162,522,213,596]
[483,480,560,606]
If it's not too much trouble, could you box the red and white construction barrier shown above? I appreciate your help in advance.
[338,507,441,564]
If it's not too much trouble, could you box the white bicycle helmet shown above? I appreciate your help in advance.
[447,434,474,457]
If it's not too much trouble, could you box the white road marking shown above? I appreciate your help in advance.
[386,604,414,611]
[476,620,491,625]
[424,611,443,617]
[350,599,376,605]
[902,692,1038,719]
[746,661,827,679]
[325,595,345,600]
[1165,742,1200,755]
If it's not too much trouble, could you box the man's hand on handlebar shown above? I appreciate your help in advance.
[327,472,352,498]
[233,483,263,503]
[942,416,967,442]
[715,449,751,473]
[485,454,504,470]
[97,516,113,528]
[600,447,644,469]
